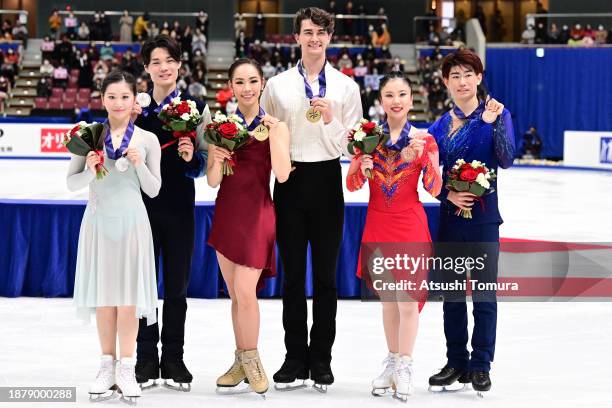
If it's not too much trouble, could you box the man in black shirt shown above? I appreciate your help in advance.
[133,35,211,391]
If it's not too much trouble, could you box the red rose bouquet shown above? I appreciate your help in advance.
[158,97,202,157]
[204,112,250,175]
[446,159,496,219]
[346,119,389,178]
[62,121,108,180]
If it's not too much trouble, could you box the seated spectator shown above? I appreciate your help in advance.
[99,42,114,61]
[374,23,392,46]
[353,59,368,86]
[522,126,542,159]
[216,84,232,111]
[41,35,55,62]
[368,99,385,123]
[36,76,52,98]
[390,56,404,72]
[521,25,536,44]
[56,35,74,66]
[583,24,595,40]
[559,24,571,44]
[76,52,93,89]
[188,79,206,101]
[568,31,583,46]
[52,61,69,88]
[78,21,90,41]
[148,21,159,38]
[547,23,560,44]
[262,61,276,79]
[595,25,608,45]
[40,59,54,76]
[570,23,584,39]
[91,77,103,99]
[93,60,109,83]
[192,27,207,54]
[2,49,19,82]
[0,75,10,112]
[338,53,353,70]
[12,21,28,47]
[225,96,238,115]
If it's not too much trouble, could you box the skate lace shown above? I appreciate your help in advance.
[243,357,264,382]
[118,363,135,383]
[96,364,114,383]
[224,358,242,376]
[397,360,413,383]
[379,355,396,378]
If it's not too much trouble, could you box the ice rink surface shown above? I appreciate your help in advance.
[1,160,611,407]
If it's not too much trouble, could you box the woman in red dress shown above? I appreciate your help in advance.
[207,59,291,395]
[346,72,442,400]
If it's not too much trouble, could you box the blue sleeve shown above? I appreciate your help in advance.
[494,109,515,169]
[185,150,207,179]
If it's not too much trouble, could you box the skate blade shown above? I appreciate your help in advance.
[428,383,469,393]
[119,395,140,406]
[88,388,118,403]
[313,383,328,393]
[162,379,191,392]
[371,387,393,397]
[274,380,308,392]
[138,379,159,390]
[392,392,409,403]
[475,389,489,398]
[216,382,253,395]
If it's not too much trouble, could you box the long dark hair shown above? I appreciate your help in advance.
[228,58,264,81]
[101,70,137,95]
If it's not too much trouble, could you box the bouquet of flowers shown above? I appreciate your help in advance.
[62,121,108,180]
[204,112,250,175]
[158,96,202,157]
[346,119,389,178]
[446,159,496,219]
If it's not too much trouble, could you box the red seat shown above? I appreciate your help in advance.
[68,77,79,88]
[77,99,89,109]
[47,100,61,109]
[78,88,91,98]
[70,69,80,77]
[65,88,77,98]
[34,97,47,109]
[90,98,102,110]
[282,34,293,44]
[49,96,61,105]
[51,87,63,97]
[63,99,76,110]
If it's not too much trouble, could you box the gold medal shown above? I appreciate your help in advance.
[252,123,269,141]
[306,107,321,123]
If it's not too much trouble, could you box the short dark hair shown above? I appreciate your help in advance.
[379,71,412,95]
[293,7,334,34]
[228,58,263,81]
[101,70,137,95]
[441,49,484,79]
[140,34,181,66]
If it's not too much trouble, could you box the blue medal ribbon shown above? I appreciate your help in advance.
[104,120,135,160]
[235,106,265,131]
[453,100,486,121]
[297,60,327,102]
[142,88,180,117]
[381,120,412,151]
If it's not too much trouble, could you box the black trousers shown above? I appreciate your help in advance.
[274,158,344,365]
[137,209,195,362]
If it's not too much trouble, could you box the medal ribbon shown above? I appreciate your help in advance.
[103,120,135,160]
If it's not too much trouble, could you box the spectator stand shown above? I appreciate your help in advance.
[523,12,612,46]
[0,10,29,116]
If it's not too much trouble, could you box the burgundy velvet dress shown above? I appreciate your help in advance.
[207,136,276,288]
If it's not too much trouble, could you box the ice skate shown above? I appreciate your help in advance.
[241,349,268,398]
[135,359,159,390]
[116,357,141,405]
[215,349,252,395]
[310,361,334,393]
[160,358,192,392]
[471,371,491,398]
[428,364,471,393]
[392,355,413,402]
[88,355,118,402]
[273,359,309,391]
[371,352,398,397]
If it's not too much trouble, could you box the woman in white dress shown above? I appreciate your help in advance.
[67,70,161,402]
[119,10,134,43]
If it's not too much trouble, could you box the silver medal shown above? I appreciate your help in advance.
[115,156,129,172]
[136,92,151,108]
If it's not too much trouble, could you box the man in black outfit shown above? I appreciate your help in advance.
[133,35,211,391]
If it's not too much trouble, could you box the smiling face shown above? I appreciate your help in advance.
[379,78,413,120]
[102,80,135,122]
[229,62,264,109]
[144,47,181,87]
[294,19,331,59]
[443,64,482,104]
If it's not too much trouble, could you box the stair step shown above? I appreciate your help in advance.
[5,106,31,116]
[11,89,37,97]
[8,97,35,107]
[16,78,38,87]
